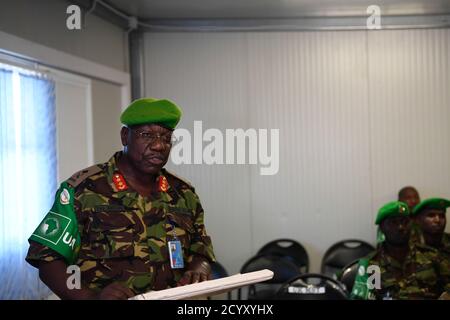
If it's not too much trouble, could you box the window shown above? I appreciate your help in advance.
[0,63,57,299]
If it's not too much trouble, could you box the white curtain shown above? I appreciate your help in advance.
[0,63,57,299]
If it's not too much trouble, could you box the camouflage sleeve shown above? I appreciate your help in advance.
[25,183,85,267]
[349,258,371,300]
[183,188,216,264]
[441,235,450,293]
[25,241,64,268]
[25,188,63,268]
[419,245,450,295]
[438,254,450,293]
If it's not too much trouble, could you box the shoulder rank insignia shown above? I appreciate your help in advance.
[67,164,102,188]
[159,175,169,192]
[112,173,128,191]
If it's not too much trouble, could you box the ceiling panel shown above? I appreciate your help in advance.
[103,0,450,19]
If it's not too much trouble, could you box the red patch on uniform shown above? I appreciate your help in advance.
[112,173,128,191]
[159,176,169,192]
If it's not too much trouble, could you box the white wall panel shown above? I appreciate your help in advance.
[144,28,450,275]
[54,71,93,182]
[145,33,253,274]
[368,29,450,232]
[246,32,373,272]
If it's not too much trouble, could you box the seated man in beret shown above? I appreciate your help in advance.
[351,201,442,300]
[410,198,450,296]
[25,98,216,299]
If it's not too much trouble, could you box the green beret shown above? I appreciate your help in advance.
[375,201,409,225]
[412,198,450,216]
[120,98,182,129]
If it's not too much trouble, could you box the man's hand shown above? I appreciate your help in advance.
[439,291,450,300]
[177,257,212,287]
[38,260,135,300]
[177,270,209,286]
[96,282,135,300]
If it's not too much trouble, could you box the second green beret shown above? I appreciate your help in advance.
[412,198,450,216]
[375,201,409,225]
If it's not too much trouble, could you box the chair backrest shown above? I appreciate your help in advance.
[210,261,229,280]
[209,261,232,300]
[241,254,301,283]
[321,239,375,277]
[337,259,360,294]
[238,254,301,299]
[257,239,309,273]
[275,273,348,300]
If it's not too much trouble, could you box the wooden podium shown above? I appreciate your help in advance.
[129,269,274,300]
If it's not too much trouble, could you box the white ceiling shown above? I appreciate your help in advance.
[105,0,450,19]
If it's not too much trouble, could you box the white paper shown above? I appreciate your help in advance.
[129,269,274,300]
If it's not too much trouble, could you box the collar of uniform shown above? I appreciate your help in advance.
[410,222,448,252]
[442,233,450,248]
[104,151,125,192]
[410,223,428,248]
[379,244,412,270]
[440,233,450,255]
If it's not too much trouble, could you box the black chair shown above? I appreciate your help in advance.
[321,239,375,278]
[337,259,360,295]
[257,239,309,273]
[211,261,229,279]
[275,273,348,300]
[238,254,301,300]
[209,261,232,300]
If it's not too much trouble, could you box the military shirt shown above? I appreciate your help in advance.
[410,224,450,294]
[26,152,216,294]
[351,244,441,300]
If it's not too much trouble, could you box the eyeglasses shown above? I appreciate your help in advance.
[132,130,177,145]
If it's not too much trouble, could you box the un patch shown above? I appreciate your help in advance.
[32,211,72,245]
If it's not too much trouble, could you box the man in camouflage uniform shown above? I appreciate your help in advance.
[410,198,450,297]
[26,98,216,299]
[351,201,442,299]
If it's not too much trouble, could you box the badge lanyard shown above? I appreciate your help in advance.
[158,174,184,269]
[167,221,184,269]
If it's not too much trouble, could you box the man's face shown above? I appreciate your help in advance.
[121,123,173,175]
[416,209,446,236]
[380,216,411,246]
[399,188,420,211]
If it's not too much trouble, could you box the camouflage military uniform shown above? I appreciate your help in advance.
[26,151,216,294]
[410,224,450,294]
[360,244,441,299]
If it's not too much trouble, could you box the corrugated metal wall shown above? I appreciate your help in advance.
[144,29,450,274]
[368,29,450,213]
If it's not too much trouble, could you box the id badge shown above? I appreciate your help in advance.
[168,240,184,269]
